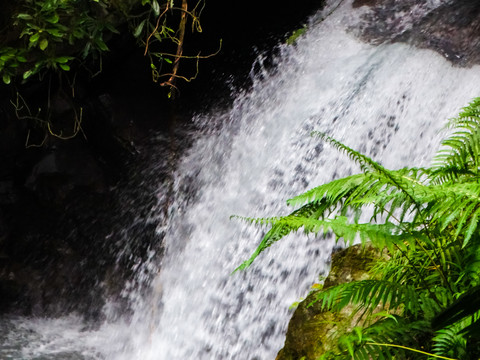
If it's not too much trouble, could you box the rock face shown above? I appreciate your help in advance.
[353,0,480,66]
[0,91,174,316]
[276,244,383,360]
[0,48,187,316]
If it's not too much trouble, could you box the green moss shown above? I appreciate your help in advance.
[286,26,307,45]
[277,244,384,360]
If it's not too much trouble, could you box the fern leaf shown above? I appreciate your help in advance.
[233,214,417,272]
[432,323,468,359]
[463,207,480,248]
[322,318,430,360]
[311,131,386,174]
[310,280,421,315]
[286,173,367,208]
[432,98,480,182]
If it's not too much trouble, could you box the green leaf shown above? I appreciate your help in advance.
[105,23,120,34]
[46,28,64,37]
[152,0,160,15]
[23,70,33,79]
[95,37,109,51]
[46,13,59,24]
[371,311,398,322]
[164,58,172,64]
[39,39,49,51]
[2,74,11,84]
[82,42,92,58]
[59,64,70,71]
[463,208,480,248]
[286,27,307,45]
[29,33,40,44]
[134,20,146,38]
[163,26,175,34]
[72,29,85,39]
[0,55,12,62]
[55,56,71,64]
[17,13,33,20]
[153,32,164,41]
[353,326,363,343]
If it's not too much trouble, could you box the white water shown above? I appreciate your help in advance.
[3,1,480,359]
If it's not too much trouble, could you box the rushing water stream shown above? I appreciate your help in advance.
[3,1,480,359]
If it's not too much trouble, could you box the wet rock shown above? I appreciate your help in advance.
[355,0,480,66]
[276,244,385,360]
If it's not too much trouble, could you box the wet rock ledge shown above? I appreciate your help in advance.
[276,244,383,360]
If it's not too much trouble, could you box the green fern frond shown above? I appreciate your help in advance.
[310,279,421,316]
[286,173,367,208]
[233,214,420,272]
[431,98,480,182]
[417,182,480,246]
[321,318,431,360]
[232,220,293,272]
[286,167,430,232]
[311,131,386,174]
[235,97,480,360]
[229,214,281,227]
[432,324,467,359]
[428,164,474,184]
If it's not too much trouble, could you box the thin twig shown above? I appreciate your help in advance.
[144,5,170,56]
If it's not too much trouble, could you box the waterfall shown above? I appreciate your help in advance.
[3,1,480,359]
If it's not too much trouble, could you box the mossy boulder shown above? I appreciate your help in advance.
[276,244,384,360]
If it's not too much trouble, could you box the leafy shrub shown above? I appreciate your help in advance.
[1,0,207,86]
[0,0,211,144]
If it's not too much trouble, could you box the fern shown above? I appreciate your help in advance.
[320,318,431,360]
[431,97,480,183]
[432,324,468,359]
[233,215,422,272]
[235,98,480,359]
[309,279,422,316]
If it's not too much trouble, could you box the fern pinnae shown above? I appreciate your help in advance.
[432,322,468,359]
[229,214,281,227]
[311,134,447,282]
[433,99,480,181]
[429,164,475,185]
[235,98,480,358]
[439,206,463,232]
[286,173,366,208]
[453,202,478,240]
[311,131,385,173]
[312,280,420,315]
[463,206,480,248]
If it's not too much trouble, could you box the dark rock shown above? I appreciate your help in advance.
[352,0,378,8]
[355,0,480,66]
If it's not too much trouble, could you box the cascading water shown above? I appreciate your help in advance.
[3,1,480,359]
